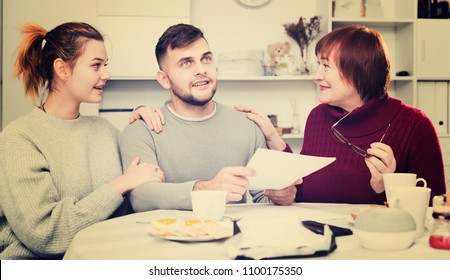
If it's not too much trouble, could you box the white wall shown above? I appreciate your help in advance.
[0,0,3,129]
[191,0,322,68]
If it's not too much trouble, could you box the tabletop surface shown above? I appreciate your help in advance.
[63,202,450,260]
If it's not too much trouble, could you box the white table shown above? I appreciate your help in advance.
[63,203,449,260]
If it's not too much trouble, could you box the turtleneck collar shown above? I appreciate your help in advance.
[326,94,402,137]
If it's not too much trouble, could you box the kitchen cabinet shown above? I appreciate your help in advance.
[97,0,190,79]
[417,81,448,134]
[415,18,450,192]
[416,19,450,80]
[438,137,450,191]
[415,19,450,191]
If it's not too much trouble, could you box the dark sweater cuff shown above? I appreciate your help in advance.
[283,143,293,153]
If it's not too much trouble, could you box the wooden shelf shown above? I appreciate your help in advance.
[332,18,414,28]
[109,76,315,81]
[281,133,304,139]
[218,76,313,81]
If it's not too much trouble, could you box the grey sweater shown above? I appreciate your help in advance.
[119,102,268,211]
[0,108,126,259]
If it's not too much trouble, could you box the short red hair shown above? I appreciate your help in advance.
[315,25,390,101]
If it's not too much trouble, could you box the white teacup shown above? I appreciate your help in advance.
[383,173,427,200]
[191,190,227,220]
[387,186,431,239]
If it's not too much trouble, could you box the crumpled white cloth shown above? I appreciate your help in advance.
[226,214,333,259]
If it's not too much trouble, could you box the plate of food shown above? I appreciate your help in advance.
[148,218,234,242]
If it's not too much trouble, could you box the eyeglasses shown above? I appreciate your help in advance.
[331,111,390,158]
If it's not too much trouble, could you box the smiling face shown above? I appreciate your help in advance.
[313,50,363,112]
[66,39,111,105]
[157,38,217,110]
[313,25,390,111]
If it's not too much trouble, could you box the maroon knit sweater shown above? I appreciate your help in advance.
[290,95,446,205]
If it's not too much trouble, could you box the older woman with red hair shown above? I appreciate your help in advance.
[236,25,446,205]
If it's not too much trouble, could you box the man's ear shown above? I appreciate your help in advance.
[53,58,70,81]
[156,70,171,90]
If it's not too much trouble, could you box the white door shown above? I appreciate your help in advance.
[416,19,450,79]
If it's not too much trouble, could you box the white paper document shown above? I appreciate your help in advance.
[246,149,335,190]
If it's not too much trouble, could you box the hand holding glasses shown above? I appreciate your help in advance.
[331,111,390,158]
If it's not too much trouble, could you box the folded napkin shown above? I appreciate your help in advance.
[226,215,336,260]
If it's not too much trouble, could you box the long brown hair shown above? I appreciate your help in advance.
[14,22,104,103]
[315,25,390,101]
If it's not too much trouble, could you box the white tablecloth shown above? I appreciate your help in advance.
[63,203,449,260]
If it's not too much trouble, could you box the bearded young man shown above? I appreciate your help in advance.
[119,24,297,212]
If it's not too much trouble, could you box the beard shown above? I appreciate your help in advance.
[169,77,217,107]
[172,88,216,106]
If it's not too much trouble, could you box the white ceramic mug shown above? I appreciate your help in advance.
[383,173,427,200]
[191,190,227,220]
[387,186,431,239]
